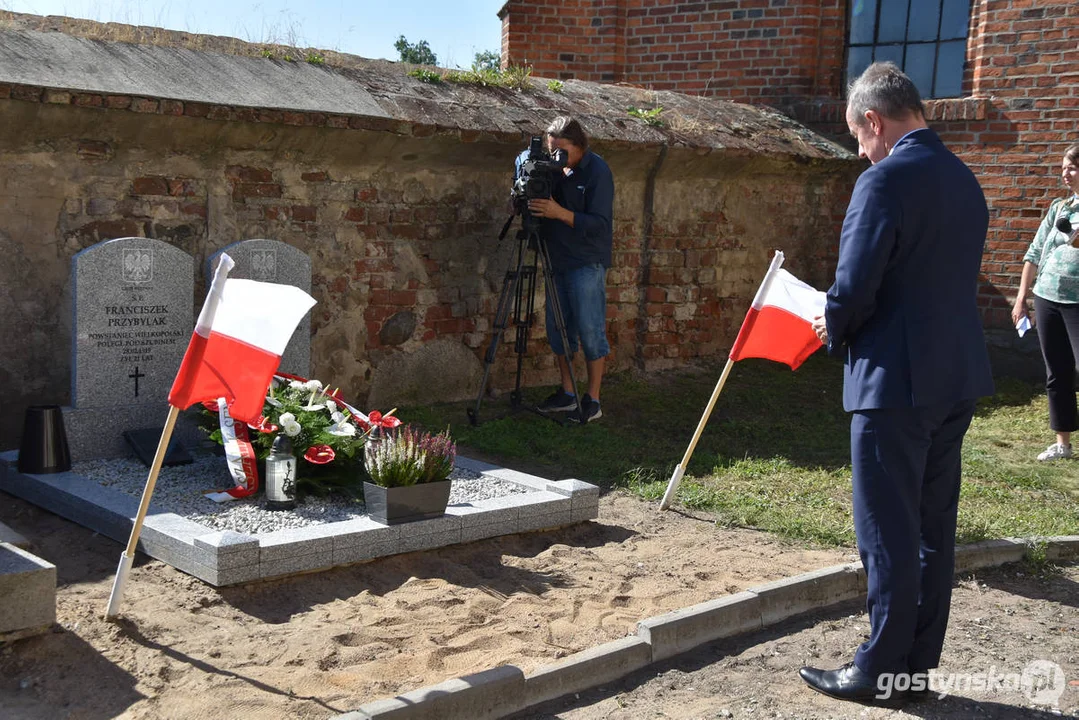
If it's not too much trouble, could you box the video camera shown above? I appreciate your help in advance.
[512,135,568,211]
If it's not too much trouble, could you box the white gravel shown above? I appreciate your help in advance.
[74,454,529,535]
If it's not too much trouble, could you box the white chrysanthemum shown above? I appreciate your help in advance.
[282,420,302,437]
[289,380,305,389]
[278,412,296,425]
[304,380,323,392]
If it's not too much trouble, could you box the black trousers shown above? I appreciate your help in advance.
[1034,295,1079,433]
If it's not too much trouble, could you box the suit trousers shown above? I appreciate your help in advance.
[850,399,977,677]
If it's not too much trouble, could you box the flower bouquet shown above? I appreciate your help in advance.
[200,374,399,499]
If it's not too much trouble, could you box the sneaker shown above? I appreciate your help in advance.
[538,389,577,413]
[569,394,602,424]
[1037,442,1073,461]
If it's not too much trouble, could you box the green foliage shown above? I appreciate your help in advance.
[305,53,325,65]
[401,352,1079,549]
[473,50,501,72]
[501,64,533,91]
[364,426,457,488]
[627,105,665,126]
[408,68,443,84]
[395,35,438,66]
[259,48,275,59]
[443,67,501,86]
[547,79,565,94]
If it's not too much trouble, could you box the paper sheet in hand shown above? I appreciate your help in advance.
[1016,316,1031,337]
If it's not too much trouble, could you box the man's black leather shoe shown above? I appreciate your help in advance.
[799,662,907,708]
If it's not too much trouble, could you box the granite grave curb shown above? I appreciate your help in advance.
[335,535,1079,720]
[0,452,599,586]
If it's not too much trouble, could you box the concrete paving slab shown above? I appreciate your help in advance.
[637,590,762,662]
[749,564,865,626]
[523,636,651,709]
[0,542,56,637]
[337,665,526,720]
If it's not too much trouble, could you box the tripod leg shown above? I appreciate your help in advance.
[534,231,586,422]
[468,236,527,426]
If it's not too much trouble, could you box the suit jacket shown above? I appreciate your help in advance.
[825,128,995,411]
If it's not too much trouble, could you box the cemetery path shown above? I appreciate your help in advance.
[1,490,1074,719]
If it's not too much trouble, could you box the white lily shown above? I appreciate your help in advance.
[327,420,356,437]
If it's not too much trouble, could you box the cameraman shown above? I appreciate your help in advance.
[526,116,614,424]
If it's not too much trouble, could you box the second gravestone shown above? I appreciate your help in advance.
[208,239,312,377]
[65,237,195,460]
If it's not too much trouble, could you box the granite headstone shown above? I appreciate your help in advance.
[63,237,196,460]
[207,239,312,377]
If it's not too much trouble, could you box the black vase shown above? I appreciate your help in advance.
[18,405,72,474]
[363,480,451,525]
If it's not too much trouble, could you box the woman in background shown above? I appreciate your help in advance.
[1012,143,1079,461]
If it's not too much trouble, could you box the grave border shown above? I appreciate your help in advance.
[0,452,599,586]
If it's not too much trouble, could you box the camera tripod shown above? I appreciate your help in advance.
[467,209,584,426]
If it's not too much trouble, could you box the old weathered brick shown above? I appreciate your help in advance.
[132,176,170,196]
[301,171,329,182]
[130,97,159,113]
[226,166,275,183]
[291,205,317,222]
[76,140,112,160]
[231,183,283,200]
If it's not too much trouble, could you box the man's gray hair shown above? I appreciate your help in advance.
[847,62,925,125]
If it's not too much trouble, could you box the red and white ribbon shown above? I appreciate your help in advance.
[205,397,260,503]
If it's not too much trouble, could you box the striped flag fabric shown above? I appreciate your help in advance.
[728,251,825,370]
[167,254,316,424]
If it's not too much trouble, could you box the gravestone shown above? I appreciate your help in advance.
[207,239,312,377]
[63,238,196,460]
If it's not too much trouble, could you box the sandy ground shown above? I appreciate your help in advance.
[0,490,854,720]
[517,564,1079,720]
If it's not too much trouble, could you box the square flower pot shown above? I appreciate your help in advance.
[363,480,452,525]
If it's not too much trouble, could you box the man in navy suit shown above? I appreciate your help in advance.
[802,62,995,706]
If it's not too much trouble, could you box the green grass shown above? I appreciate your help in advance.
[400,353,1078,549]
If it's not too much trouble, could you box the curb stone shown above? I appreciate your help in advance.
[333,535,1079,720]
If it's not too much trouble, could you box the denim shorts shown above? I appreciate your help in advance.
[545,263,610,361]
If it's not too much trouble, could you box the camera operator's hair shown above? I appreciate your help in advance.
[1065,143,1079,165]
[847,62,925,126]
[546,116,589,151]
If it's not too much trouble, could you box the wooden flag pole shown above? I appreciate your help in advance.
[659,358,735,511]
[104,404,180,619]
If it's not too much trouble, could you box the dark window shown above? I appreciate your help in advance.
[846,0,971,98]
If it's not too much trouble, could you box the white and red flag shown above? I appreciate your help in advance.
[168,254,316,424]
[658,250,824,511]
[727,251,825,370]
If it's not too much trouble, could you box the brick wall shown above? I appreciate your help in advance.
[0,86,857,448]
[503,0,1079,327]
[501,0,847,110]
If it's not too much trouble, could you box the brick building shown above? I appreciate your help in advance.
[500,0,1079,327]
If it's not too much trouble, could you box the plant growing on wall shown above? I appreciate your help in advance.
[547,79,565,94]
[628,106,665,127]
[408,68,443,84]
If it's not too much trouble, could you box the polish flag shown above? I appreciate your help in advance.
[728,251,825,370]
[168,254,316,424]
